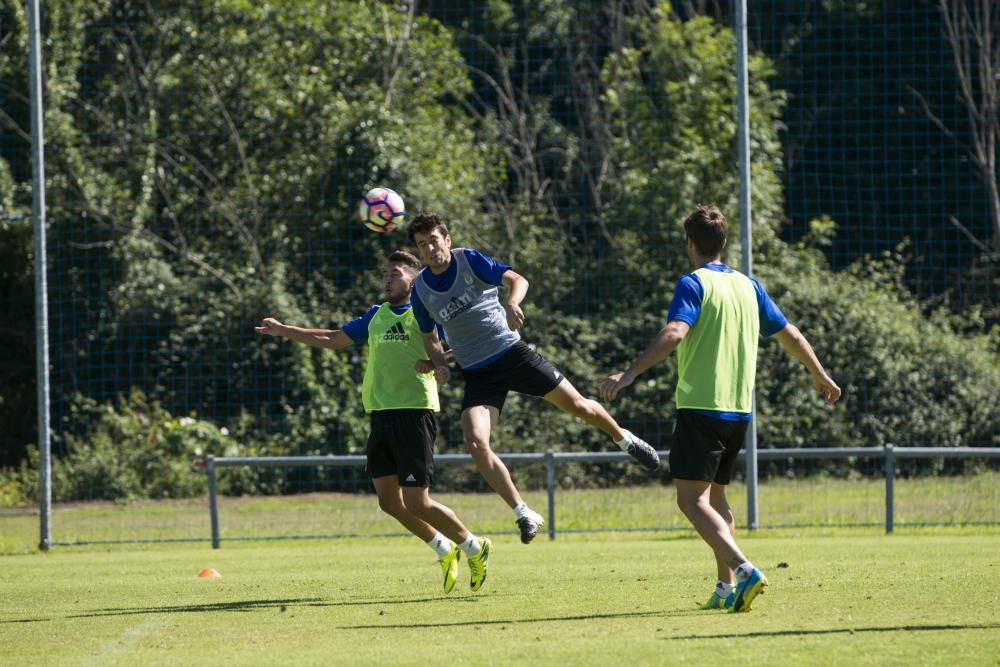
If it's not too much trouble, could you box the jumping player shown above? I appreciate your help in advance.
[407,212,660,545]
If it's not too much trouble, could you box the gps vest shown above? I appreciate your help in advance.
[675,268,760,413]
[362,304,439,413]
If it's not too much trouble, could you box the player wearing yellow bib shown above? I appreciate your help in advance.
[601,205,841,613]
[255,251,491,594]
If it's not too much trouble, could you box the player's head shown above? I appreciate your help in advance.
[683,204,727,265]
[407,212,452,272]
[384,250,421,305]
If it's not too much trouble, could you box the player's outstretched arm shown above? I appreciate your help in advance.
[774,323,841,404]
[600,320,690,402]
[255,317,353,350]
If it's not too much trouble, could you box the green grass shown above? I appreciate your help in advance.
[1,533,999,665]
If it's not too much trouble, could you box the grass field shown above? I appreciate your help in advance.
[2,533,999,666]
[2,478,999,665]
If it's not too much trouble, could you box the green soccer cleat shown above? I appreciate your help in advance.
[701,590,736,610]
[467,538,492,592]
[730,568,768,613]
[438,543,460,594]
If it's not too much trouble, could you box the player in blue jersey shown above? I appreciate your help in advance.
[601,205,841,612]
[256,250,491,593]
[406,212,660,545]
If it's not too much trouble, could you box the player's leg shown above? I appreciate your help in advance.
[713,420,767,612]
[543,380,660,471]
[401,486,492,592]
[703,482,736,609]
[542,378,622,437]
[672,410,766,612]
[372,474,436,541]
[400,486,469,544]
[461,404,522,509]
[675,478,748,567]
[370,411,460,594]
[460,404,544,543]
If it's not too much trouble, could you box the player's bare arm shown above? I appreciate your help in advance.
[501,269,528,331]
[255,317,353,351]
[774,323,842,404]
[600,320,690,402]
[420,329,451,384]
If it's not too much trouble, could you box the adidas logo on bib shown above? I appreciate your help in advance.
[383,321,409,341]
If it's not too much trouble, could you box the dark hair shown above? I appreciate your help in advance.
[406,212,450,243]
[683,205,727,257]
[388,249,422,272]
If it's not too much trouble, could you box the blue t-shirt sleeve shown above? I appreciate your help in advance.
[463,248,511,286]
[341,305,379,344]
[752,278,788,337]
[666,274,703,326]
[411,289,436,334]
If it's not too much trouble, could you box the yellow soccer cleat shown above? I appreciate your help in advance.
[467,538,492,592]
[701,590,735,610]
[438,543,460,594]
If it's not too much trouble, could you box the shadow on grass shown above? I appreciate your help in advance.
[667,623,1000,641]
[1,594,508,624]
[340,609,665,630]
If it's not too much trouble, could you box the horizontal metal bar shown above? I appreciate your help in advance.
[203,446,1000,469]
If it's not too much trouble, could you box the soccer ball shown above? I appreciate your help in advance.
[358,186,404,233]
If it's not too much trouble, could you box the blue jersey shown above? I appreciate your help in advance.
[412,248,516,369]
[666,263,788,421]
[344,303,445,345]
[343,304,413,343]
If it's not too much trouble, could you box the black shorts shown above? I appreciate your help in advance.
[366,409,437,487]
[669,409,749,484]
[461,341,564,412]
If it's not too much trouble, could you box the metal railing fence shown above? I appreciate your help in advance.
[202,445,1000,548]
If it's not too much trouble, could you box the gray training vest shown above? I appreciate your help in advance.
[415,249,520,368]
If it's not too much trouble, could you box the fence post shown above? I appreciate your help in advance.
[884,443,894,534]
[546,449,556,540]
[207,456,221,549]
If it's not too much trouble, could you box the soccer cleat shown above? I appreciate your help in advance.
[701,590,736,610]
[730,568,768,613]
[438,543,460,594]
[467,538,492,592]
[623,430,660,471]
[515,507,545,544]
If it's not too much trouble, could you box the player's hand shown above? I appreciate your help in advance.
[255,317,285,337]
[414,359,434,374]
[600,372,634,402]
[434,365,451,384]
[504,302,525,331]
[811,372,842,405]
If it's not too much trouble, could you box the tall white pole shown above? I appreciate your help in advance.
[734,0,759,530]
[28,0,52,550]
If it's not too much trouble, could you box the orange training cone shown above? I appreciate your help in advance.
[198,568,222,578]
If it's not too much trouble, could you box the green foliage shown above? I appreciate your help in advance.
[46,390,270,501]
[2,1,997,504]
[595,8,787,309]
[755,236,1000,452]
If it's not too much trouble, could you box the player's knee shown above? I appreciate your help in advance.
[377,497,406,518]
[567,396,598,419]
[401,494,432,516]
[676,494,700,516]
[465,437,492,458]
